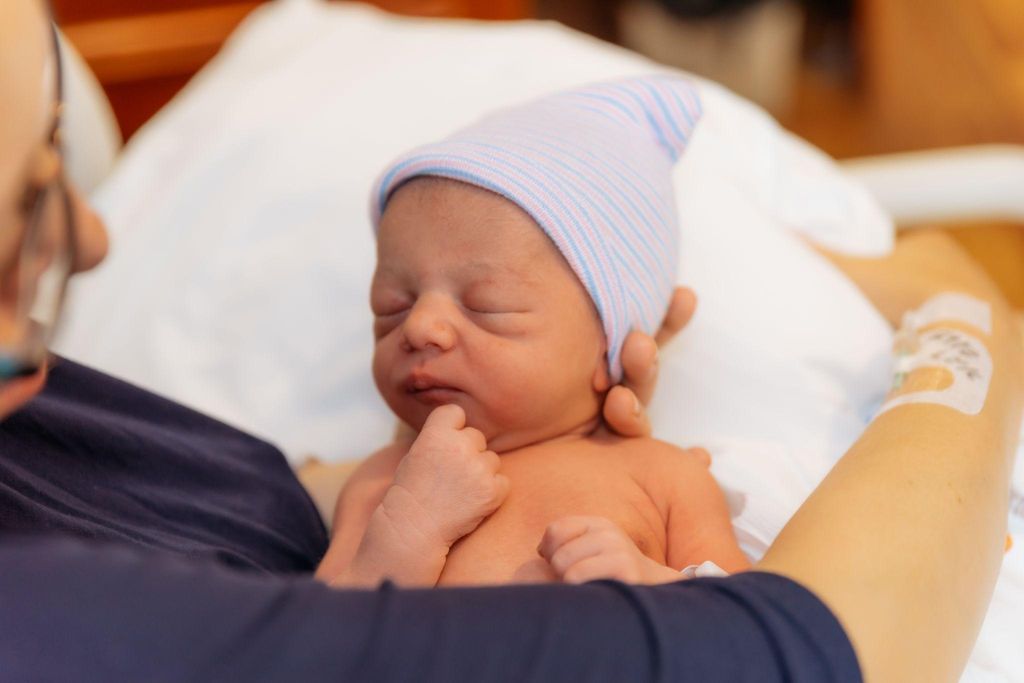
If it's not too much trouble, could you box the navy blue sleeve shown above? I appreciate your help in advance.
[0,536,860,682]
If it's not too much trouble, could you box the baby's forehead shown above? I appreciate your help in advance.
[381,178,560,257]
[376,183,582,296]
[387,176,529,224]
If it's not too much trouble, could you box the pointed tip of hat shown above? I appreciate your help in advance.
[562,75,703,163]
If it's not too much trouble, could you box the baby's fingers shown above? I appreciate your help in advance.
[491,473,511,507]
[547,531,609,577]
[460,426,488,453]
[538,516,604,561]
[562,555,628,585]
[422,404,466,432]
[478,449,502,475]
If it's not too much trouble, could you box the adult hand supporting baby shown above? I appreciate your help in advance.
[603,287,697,438]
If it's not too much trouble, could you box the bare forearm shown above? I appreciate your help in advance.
[758,294,1023,682]
[818,230,1005,327]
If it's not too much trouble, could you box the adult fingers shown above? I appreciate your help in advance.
[619,331,658,407]
[655,287,697,347]
[602,385,651,438]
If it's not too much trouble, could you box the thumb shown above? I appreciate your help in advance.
[603,385,651,438]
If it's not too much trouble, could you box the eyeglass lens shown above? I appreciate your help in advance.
[0,181,74,371]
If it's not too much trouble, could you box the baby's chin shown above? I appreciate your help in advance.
[397,400,520,452]
[396,395,596,455]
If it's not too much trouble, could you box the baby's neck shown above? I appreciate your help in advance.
[489,412,605,455]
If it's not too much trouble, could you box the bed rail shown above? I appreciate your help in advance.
[842,145,1024,227]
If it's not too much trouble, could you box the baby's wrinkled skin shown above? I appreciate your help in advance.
[316,178,748,587]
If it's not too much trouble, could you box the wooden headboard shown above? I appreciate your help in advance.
[54,0,533,139]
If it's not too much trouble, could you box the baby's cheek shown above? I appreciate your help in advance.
[371,343,404,411]
[370,344,389,393]
[481,351,556,421]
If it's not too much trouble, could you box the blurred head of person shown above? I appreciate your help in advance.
[0,0,109,418]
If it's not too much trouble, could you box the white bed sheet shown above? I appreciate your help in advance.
[52,1,1024,679]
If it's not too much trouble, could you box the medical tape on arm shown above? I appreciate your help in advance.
[680,561,728,579]
[878,293,993,417]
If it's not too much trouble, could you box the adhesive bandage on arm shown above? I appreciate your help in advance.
[878,293,994,417]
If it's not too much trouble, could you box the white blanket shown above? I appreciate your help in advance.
[52,1,1024,679]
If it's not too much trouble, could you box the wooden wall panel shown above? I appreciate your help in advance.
[56,0,534,139]
[859,0,1024,152]
[52,0,256,22]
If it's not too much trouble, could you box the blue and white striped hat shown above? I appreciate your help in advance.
[370,75,702,381]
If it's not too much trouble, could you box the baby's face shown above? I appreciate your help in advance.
[372,178,611,453]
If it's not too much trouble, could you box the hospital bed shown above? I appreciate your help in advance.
[54,1,1024,680]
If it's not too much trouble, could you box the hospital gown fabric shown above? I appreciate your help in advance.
[0,360,861,681]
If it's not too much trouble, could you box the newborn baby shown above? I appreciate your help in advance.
[318,76,749,587]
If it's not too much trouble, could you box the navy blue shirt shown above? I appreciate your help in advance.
[0,357,326,572]
[0,359,861,682]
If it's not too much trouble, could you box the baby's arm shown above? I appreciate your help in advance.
[316,405,509,588]
[660,453,750,574]
[539,444,747,584]
[313,442,406,584]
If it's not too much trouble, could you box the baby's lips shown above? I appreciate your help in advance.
[403,367,460,393]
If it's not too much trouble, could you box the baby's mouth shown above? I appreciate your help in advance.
[404,374,463,406]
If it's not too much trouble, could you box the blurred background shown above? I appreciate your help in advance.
[53,0,1023,302]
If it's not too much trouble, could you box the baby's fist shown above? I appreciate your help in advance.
[393,405,509,546]
[538,516,679,585]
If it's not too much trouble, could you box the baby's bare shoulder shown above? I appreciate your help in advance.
[609,437,715,502]
[551,436,716,527]
[610,436,710,468]
[341,441,408,498]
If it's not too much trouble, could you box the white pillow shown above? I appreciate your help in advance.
[57,31,122,194]
[55,0,893,471]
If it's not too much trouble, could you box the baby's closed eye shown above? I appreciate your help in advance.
[463,303,525,315]
[461,288,529,316]
[370,286,412,315]
[371,296,411,337]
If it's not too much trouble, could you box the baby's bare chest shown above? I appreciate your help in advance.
[437,440,668,586]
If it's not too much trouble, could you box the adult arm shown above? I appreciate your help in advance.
[0,535,859,682]
[760,232,1024,682]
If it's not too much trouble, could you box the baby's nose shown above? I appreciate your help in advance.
[401,296,457,352]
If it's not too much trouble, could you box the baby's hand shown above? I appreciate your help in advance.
[538,516,681,585]
[390,404,509,547]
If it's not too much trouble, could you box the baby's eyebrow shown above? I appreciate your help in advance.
[457,260,540,286]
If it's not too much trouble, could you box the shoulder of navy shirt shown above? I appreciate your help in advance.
[0,356,327,572]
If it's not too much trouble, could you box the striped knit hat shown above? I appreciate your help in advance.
[370,75,702,381]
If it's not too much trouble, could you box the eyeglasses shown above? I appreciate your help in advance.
[0,24,76,381]
[0,173,77,380]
